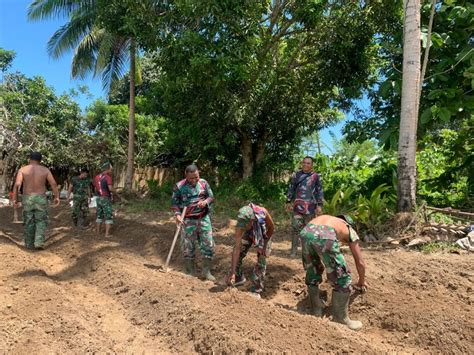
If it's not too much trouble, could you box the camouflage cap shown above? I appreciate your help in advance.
[236,205,254,228]
[101,161,111,171]
[336,214,356,228]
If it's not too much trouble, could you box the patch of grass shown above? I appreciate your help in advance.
[123,198,170,214]
[121,193,290,227]
[419,241,460,254]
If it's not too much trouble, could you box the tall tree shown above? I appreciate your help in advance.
[155,0,399,178]
[397,0,421,212]
[27,0,160,191]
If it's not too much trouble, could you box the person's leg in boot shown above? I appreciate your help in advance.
[96,198,105,237]
[323,241,362,330]
[331,290,362,330]
[80,196,89,228]
[234,238,252,286]
[23,197,35,250]
[301,237,325,317]
[201,258,215,281]
[181,219,197,276]
[34,208,48,250]
[103,199,113,237]
[72,197,80,226]
[290,214,304,257]
[251,240,271,298]
[198,215,216,281]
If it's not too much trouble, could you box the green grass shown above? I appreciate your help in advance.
[122,194,290,227]
[419,241,460,254]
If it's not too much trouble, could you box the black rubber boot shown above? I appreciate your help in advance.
[332,291,362,330]
[308,285,324,317]
[202,258,216,281]
[184,259,196,276]
[290,235,299,257]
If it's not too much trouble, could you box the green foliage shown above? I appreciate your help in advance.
[355,184,395,234]
[0,72,97,169]
[417,126,472,208]
[85,99,167,166]
[146,0,400,177]
[344,0,473,147]
[314,139,397,235]
[419,242,460,254]
[28,0,137,91]
[146,180,173,200]
[322,184,394,236]
[0,48,15,72]
[316,140,397,200]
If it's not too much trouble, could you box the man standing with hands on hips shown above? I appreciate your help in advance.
[286,156,324,257]
[171,164,216,281]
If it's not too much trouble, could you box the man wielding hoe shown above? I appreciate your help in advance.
[67,168,92,228]
[300,214,367,331]
[12,152,60,250]
[171,164,216,281]
[227,203,275,299]
[94,162,115,238]
[286,156,324,257]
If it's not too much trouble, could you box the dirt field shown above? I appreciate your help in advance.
[1,204,473,353]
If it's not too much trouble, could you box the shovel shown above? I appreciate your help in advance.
[160,206,187,273]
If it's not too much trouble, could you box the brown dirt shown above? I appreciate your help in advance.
[1,204,473,353]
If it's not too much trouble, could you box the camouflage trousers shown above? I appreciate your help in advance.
[22,195,48,249]
[300,223,352,293]
[72,195,89,223]
[236,235,272,294]
[180,215,214,259]
[96,197,113,224]
[292,213,315,246]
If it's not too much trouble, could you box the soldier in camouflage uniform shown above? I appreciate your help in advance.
[67,168,92,227]
[171,164,216,281]
[286,156,324,257]
[12,152,60,250]
[227,203,275,299]
[93,162,115,238]
[300,214,367,331]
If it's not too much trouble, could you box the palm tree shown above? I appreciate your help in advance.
[28,0,137,192]
[397,0,421,212]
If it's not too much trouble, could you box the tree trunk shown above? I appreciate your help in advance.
[124,39,136,192]
[241,132,254,179]
[255,133,266,166]
[397,0,421,212]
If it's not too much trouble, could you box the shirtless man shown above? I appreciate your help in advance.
[12,152,60,250]
[300,214,367,330]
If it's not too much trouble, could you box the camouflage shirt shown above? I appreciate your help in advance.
[71,176,92,197]
[286,170,323,215]
[171,178,214,218]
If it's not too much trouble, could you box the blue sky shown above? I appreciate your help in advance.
[0,0,347,153]
[0,0,104,108]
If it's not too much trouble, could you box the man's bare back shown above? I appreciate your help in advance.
[308,214,352,244]
[18,164,52,195]
[13,157,60,206]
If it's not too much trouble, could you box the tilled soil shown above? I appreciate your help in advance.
[0,205,473,353]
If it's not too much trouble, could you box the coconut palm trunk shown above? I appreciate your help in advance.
[397,0,421,212]
[124,39,136,192]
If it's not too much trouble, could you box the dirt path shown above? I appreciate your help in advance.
[1,205,473,353]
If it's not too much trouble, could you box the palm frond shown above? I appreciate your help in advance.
[95,34,130,92]
[28,0,95,21]
[71,26,104,79]
[46,10,94,58]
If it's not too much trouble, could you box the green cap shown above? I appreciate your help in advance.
[336,214,355,228]
[237,206,254,228]
[101,161,111,171]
